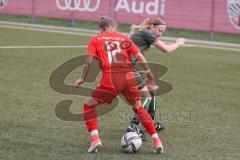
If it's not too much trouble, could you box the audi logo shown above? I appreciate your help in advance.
[56,0,100,12]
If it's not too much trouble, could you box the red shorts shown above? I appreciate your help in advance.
[91,72,141,105]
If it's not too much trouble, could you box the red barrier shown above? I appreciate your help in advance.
[0,0,239,34]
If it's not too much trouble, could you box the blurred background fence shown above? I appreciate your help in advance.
[0,0,239,36]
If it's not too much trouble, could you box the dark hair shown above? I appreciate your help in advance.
[99,16,116,31]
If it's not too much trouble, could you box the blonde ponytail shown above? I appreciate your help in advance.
[130,18,166,33]
[130,18,152,32]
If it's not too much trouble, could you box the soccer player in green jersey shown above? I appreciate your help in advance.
[126,18,186,140]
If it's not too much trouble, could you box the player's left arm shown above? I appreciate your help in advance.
[75,55,94,87]
[128,39,154,81]
[135,53,154,81]
[153,38,186,53]
[75,38,97,87]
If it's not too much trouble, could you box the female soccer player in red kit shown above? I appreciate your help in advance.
[75,17,163,154]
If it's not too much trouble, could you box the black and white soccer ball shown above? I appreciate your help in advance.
[121,132,142,153]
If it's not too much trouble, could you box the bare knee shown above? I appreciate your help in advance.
[140,86,152,101]
[132,100,143,110]
[84,97,98,106]
[146,96,152,103]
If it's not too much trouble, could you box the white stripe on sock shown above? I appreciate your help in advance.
[90,130,98,136]
[151,133,158,139]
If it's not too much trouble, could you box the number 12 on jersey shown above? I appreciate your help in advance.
[105,41,123,64]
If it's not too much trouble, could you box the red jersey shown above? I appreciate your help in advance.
[88,31,140,73]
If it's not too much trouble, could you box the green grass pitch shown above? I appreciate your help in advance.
[0,27,240,160]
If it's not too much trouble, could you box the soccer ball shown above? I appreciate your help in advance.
[121,132,142,153]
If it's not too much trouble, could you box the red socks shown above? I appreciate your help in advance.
[133,107,163,147]
[90,130,101,144]
[84,104,98,132]
[152,133,163,147]
[84,104,162,147]
[133,106,157,135]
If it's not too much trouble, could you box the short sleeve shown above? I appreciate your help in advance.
[87,38,97,57]
[143,30,157,44]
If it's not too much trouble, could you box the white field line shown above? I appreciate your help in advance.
[0,45,87,49]
[183,44,240,52]
[0,21,99,33]
[188,45,240,52]
[0,23,240,52]
[0,24,96,37]
[183,44,196,47]
[161,36,240,48]
[1,44,240,52]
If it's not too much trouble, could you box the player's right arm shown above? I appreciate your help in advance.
[75,38,97,87]
[142,29,186,53]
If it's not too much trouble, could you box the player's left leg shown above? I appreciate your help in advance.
[129,70,165,131]
[148,91,165,131]
[123,79,163,154]
[129,86,151,125]
[127,86,151,140]
[132,101,164,154]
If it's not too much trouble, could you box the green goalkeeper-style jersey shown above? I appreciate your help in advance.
[130,28,158,89]
[130,28,158,55]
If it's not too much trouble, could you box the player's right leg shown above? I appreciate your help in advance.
[84,78,118,153]
[83,96,102,153]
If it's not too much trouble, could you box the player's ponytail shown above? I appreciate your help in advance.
[130,18,166,33]
[99,16,117,32]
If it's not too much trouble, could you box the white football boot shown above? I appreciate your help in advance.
[87,140,102,153]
